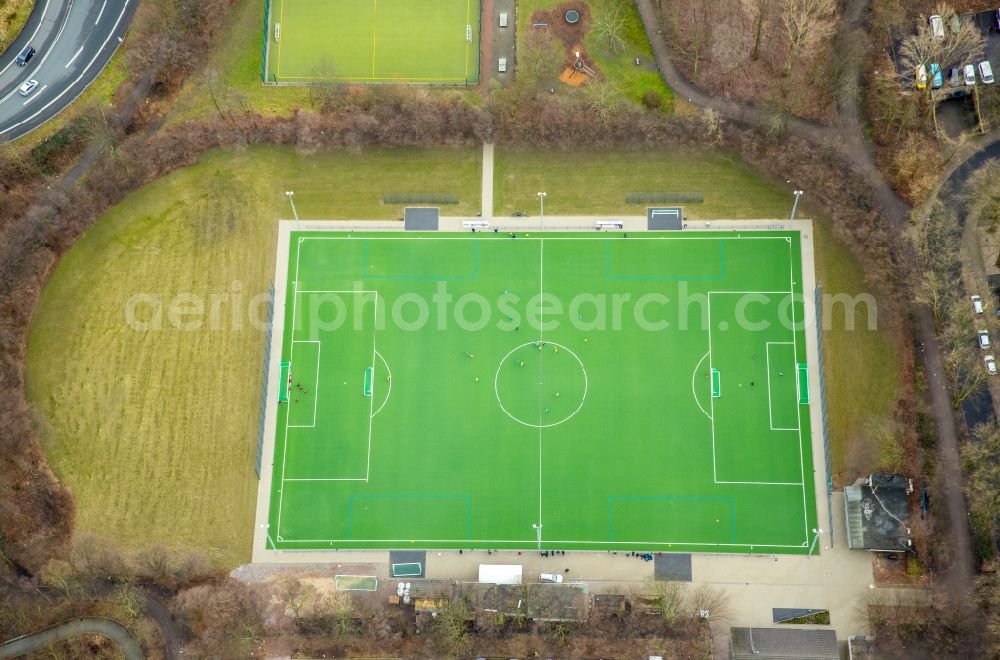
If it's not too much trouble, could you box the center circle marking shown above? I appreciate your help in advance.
[494,341,588,428]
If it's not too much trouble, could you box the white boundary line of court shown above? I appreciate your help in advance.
[765,341,798,432]
[252,220,829,562]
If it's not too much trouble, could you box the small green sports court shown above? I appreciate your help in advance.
[262,231,819,554]
[265,0,481,83]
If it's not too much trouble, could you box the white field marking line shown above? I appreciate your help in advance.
[371,351,391,417]
[296,289,378,294]
[788,241,810,545]
[707,299,717,482]
[0,0,132,136]
[95,0,107,25]
[21,85,45,105]
[366,292,378,482]
[276,245,303,538]
[691,352,712,420]
[65,45,84,68]
[0,0,49,78]
[493,342,588,428]
[765,341,798,432]
[537,237,544,542]
[270,537,808,548]
[298,236,795,242]
[283,477,367,481]
[707,291,806,487]
[287,340,320,428]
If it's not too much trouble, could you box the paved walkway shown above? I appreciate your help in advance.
[481,142,494,219]
[0,617,143,660]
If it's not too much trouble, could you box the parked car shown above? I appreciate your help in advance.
[950,67,961,87]
[539,572,564,583]
[986,355,998,375]
[981,61,995,84]
[17,79,38,97]
[950,13,962,34]
[979,329,991,349]
[965,64,977,86]
[15,45,34,66]
[973,294,985,314]
[930,14,945,38]
[930,63,943,89]
[916,64,928,90]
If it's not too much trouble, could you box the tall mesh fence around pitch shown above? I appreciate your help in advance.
[814,284,834,547]
[255,281,276,478]
[261,0,272,82]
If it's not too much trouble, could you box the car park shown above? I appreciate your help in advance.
[981,60,995,84]
[980,329,991,349]
[973,294,985,314]
[986,355,998,375]
[930,63,943,88]
[930,14,945,38]
[965,64,977,85]
[916,64,928,89]
[15,45,35,66]
[17,79,38,97]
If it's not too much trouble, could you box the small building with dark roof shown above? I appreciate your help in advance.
[844,473,912,552]
[730,627,839,660]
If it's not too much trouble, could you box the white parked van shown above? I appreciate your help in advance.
[979,329,991,350]
[499,12,508,27]
[980,61,995,84]
[973,294,985,315]
[498,58,507,73]
[930,14,945,38]
[539,572,564,583]
[965,64,977,86]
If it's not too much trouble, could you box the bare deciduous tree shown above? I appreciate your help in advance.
[780,0,838,75]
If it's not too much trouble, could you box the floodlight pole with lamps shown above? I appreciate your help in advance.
[790,189,804,221]
[532,523,543,550]
[537,191,546,231]
[286,191,301,232]
[808,528,823,556]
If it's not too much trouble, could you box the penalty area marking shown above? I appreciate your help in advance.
[691,352,712,420]
[372,351,392,417]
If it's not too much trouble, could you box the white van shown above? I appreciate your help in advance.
[973,294,985,315]
[965,64,977,86]
[980,61,995,84]
[930,14,945,38]
[498,58,507,73]
[499,12,508,27]
[539,572,564,583]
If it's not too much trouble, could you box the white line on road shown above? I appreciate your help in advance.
[0,0,51,78]
[22,85,47,105]
[65,45,84,68]
[95,0,107,25]
[0,0,132,137]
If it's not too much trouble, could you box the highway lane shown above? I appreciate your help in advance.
[0,0,136,142]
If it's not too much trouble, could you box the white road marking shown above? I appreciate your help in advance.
[65,45,84,68]
[21,84,46,105]
[95,0,107,24]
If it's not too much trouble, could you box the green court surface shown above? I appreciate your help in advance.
[267,0,481,83]
[265,232,818,554]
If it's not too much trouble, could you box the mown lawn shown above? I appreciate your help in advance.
[25,146,481,567]
[494,147,788,218]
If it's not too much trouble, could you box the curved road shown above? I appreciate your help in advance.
[633,0,974,602]
[0,617,143,659]
[0,0,136,142]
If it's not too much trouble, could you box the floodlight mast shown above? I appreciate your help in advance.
[286,191,301,231]
[537,192,546,231]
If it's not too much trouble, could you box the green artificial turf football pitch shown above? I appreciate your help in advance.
[264,231,819,554]
[266,0,481,83]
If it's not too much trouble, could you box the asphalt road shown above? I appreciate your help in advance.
[0,0,136,142]
[0,617,143,659]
